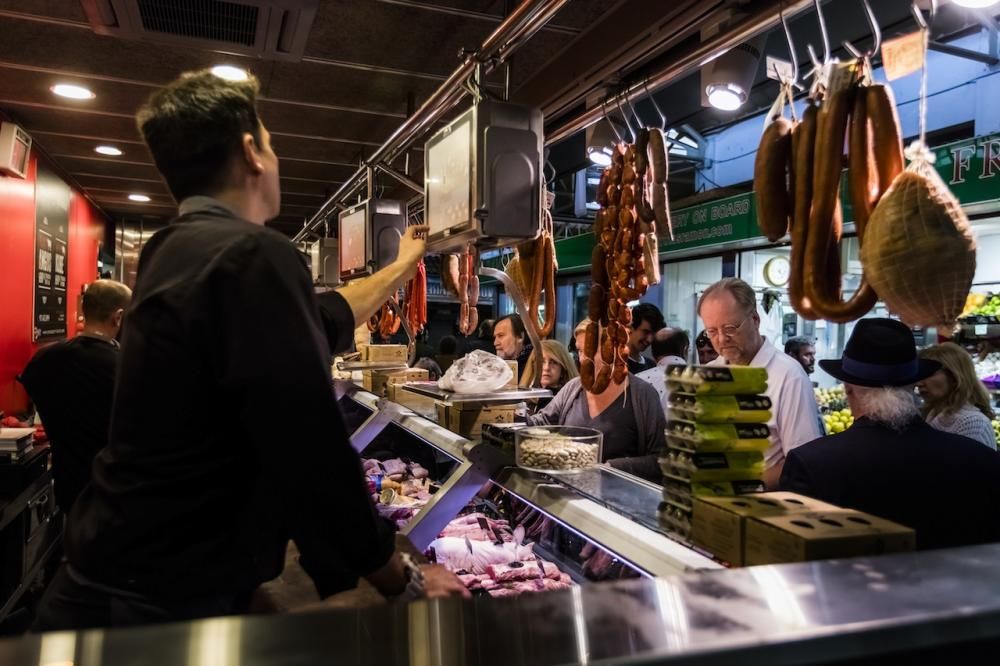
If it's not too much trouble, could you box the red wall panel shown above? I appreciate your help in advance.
[0,152,106,415]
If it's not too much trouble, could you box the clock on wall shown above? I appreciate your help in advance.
[763,256,791,287]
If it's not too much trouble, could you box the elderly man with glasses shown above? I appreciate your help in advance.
[698,278,821,489]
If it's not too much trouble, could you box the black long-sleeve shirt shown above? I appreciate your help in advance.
[66,202,394,600]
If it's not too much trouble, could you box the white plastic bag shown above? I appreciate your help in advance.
[437,350,513,394]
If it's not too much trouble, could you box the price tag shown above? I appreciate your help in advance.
[881,31,925,81]
[827,60,857,96]
[976,324,989,336]
[765,56,794,83]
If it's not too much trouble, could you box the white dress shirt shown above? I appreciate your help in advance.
[709,338,821,468]
[635,355,687,414]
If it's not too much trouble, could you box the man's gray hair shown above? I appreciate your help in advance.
[697,277,757,315]
[849,385,918,430]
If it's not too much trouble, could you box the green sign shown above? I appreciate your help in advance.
[931,133,1000,209]
[664,192,758,251]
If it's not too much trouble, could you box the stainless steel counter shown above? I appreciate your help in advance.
[9,544,1000,665]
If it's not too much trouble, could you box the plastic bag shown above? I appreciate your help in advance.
[437,350,514,394]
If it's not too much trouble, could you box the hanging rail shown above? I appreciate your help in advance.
[292,0,572,242]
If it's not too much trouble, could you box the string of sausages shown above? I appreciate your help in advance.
[403,259,427,334]
[504,208,558,338]
[754,60,903,323]
[581,139,662,395]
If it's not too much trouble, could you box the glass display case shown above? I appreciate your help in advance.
[335,385,720,599]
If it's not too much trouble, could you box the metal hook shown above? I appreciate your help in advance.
[600,97,624,145]
[842,0,881,59]
[614,94,636,144]
[778,4,799,86]
[813,0,831,63]
[911,0,935,31]
[624,92,645,131]
[642,78,667,131]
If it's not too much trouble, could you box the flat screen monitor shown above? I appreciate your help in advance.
[426,113,472,237]
[339,206,367,276]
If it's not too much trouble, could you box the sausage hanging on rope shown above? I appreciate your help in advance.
[789,101,819,319]
[753,116,795,242]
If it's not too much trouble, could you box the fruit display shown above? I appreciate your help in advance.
[960,293,1000,323]
[993,419,1000,443]
[814,385,847,412]
[823,408,855,435]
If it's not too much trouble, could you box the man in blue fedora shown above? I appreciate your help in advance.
[780,318,1000,551]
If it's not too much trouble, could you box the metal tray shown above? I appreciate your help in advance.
[400,381,551,403]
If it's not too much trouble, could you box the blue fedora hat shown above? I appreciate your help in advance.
[819,318,941,388]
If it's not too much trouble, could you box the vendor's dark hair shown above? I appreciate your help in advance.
[496,313,527,341]
[784,336,815,355]
[137,69,263,202]
[631,303,665,331]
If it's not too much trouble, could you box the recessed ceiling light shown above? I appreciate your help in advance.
[95,145,123,156]
[211,65,249,82]
[587,146,613,167]
[128,194,151,202]
[51,83,95,100]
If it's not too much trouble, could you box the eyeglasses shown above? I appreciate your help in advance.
[704,316,751,340]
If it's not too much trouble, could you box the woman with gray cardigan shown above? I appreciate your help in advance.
[526,358,667,482]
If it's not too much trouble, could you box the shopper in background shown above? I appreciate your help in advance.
[695,330,719,365]
[494,313,532,380]
[521,340,578,392]
[626,303,665,374]
[636,328,690,412]
[18,280,132,515]
[781,319,1000,550]
[699,278,821,489]
[784,336,816,376]
[435,335,459,373]
[917,342,997,449]
[33,70,467,632]
[527,344,666,482]
[464,319,495,354]
[413,357,443,382]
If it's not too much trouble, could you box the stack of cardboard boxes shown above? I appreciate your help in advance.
[659,365,771,538]
[692,492,915,565]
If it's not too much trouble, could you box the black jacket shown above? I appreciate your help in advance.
[66,204,394,601]
[780,416,1000,550]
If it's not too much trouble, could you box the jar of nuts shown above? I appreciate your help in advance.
[515,426,603,473]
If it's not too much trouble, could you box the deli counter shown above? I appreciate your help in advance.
[335,380,719,586]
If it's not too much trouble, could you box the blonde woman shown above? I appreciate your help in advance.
[917,343,997,450]
[520,340,579,392]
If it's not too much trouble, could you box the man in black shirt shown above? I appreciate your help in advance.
[19,279,132,514]
[33,70,466,631]
[626,303,665,374]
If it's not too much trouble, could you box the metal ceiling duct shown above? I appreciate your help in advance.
[78,0,318,61]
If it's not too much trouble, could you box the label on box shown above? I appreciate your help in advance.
[765,56,794,83]
[975,324,988,336]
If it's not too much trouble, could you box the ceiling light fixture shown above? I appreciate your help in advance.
[128,194,151,202]
[211,65,249,81]
[951,0,998,7]
[51,83,95,100]
[587,146,613,166]
[707,83,746,111]
[95,145,123,156]
[701,37,763,112]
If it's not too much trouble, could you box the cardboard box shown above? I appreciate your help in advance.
[691,492,839,566]
[364,368,428,397]
[359,344,408,363]
[503,359,518,389]
[435,400,515,439]
[744,510,916,566]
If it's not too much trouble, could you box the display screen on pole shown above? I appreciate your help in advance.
[339,207,367,274]
[426,114,472,236]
